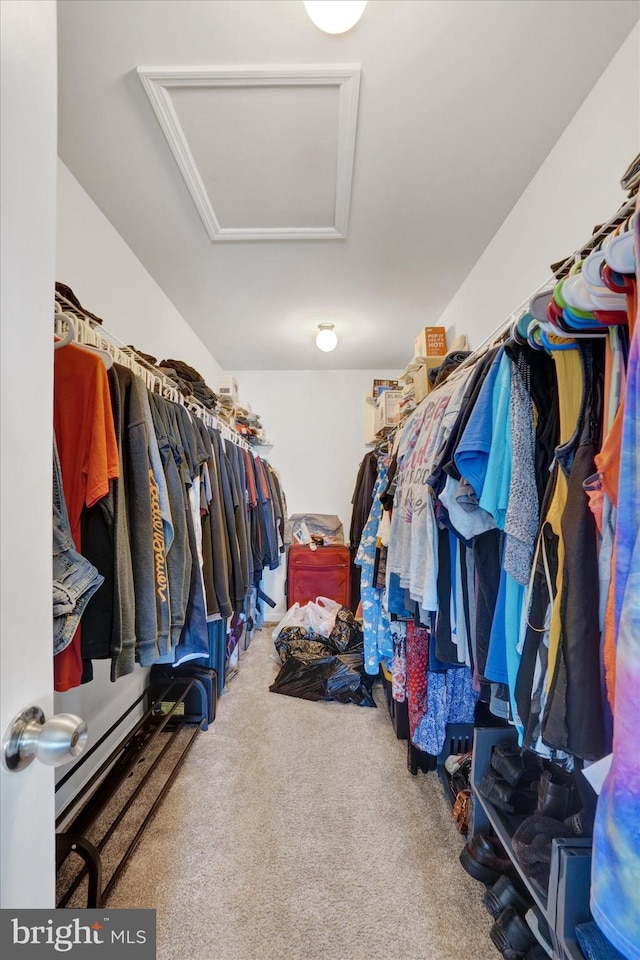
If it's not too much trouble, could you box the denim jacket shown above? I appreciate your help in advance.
[53,436,104,654]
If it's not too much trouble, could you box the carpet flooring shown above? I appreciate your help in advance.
[100,628,497,960]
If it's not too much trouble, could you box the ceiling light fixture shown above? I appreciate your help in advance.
[303,1,368,35]
[315,323,338,352]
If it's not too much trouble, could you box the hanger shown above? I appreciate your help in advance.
[54,314,76,350]
[54,303,113,370]
[54,311,113,369]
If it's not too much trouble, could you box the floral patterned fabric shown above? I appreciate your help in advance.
[355,458,394,674]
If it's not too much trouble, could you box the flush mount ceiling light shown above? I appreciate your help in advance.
[303,1,368,34]
[316,323,338,352]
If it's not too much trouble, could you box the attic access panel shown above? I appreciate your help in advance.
[137,65,361,241]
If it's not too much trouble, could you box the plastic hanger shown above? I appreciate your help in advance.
[54,311,114,369]
[54,315,76,350]
[540,330,578,351]
[604,223,636,274]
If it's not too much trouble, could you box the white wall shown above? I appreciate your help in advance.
[57,160,222,386]
[230,369,397,616]
[439,24,640,347]
[54,160,224,812]
[1,0,57,907]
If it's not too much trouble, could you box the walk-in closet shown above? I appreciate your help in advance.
[1,3,639,960]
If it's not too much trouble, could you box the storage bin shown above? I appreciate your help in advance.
[436,722,475,806]
[437,722,474,767]
[381,673,409,740]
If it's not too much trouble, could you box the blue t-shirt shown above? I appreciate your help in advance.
[454,347,504,499]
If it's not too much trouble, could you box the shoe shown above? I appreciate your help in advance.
[491,744,542,788]
[511,815,575,897]
[564,810,590,838]
[460,833,515,885]
[483,875,532,919]
[445,751,472,775]
[490,906,537,957]
[525,906,553,957]
[536,768,580,821]
[479,770,538,815]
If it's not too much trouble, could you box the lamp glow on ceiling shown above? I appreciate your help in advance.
[303,1,368,35]
[316,323,338,352]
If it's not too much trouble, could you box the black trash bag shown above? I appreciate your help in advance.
[325,606,363,654]
[326,653,376,706]
[270,652,376,707]
[275,627,330,663]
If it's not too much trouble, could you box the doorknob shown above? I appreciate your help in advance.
[2,706,88,772]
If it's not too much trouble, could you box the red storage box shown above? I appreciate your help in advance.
[286,544,351,609]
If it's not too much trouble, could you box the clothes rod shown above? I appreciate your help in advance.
[454,192,637,372]
[54,298,252,453]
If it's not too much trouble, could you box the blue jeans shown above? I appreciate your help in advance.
[53,438,104,654]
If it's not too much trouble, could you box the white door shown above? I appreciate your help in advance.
[0,0,58,908]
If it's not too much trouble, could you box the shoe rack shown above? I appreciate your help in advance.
[470,727,593,960]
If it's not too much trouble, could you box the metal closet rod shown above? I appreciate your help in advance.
[54,292,252,452]
[454,192,637,372]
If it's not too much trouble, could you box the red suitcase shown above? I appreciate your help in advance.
[286,544,351,608]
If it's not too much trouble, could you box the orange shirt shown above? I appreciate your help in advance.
[53,344,119,691]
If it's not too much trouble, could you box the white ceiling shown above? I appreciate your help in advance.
[57,0,639,371]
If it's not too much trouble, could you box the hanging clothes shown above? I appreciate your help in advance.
[53,342,119,692]
[52,311,287,690]
[591,212,640,960]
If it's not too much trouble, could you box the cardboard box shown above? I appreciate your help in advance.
[414,326,447,360]
[373,378,400,397]
[217,375,238,402]
[414,358,442,403]
[374,389,403,434]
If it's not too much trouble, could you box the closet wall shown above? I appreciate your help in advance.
[440,24,639,347]
[232,369,397,617]
[56,160,222,385]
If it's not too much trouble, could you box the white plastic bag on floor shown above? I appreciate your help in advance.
[272,602,307,641]
[308,597,341,638]
[270,598,342,663]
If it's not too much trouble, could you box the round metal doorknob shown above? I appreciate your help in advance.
[2,706,88,772]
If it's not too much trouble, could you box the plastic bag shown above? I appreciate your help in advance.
[307,596,341,639]
[269,652,376,707]
[275,627,329,663]
[325,606,363,654]
[272,603,308,641]
[285,514,345,546]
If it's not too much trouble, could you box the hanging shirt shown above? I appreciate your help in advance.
[388,370,469,613]
[454,347,504,499]
[355,459,393,674]
[53,344,119,692]
[591,238,640,959]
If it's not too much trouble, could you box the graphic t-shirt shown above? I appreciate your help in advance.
[388,368,471,613]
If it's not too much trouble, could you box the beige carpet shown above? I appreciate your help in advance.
[102,628,497,960]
